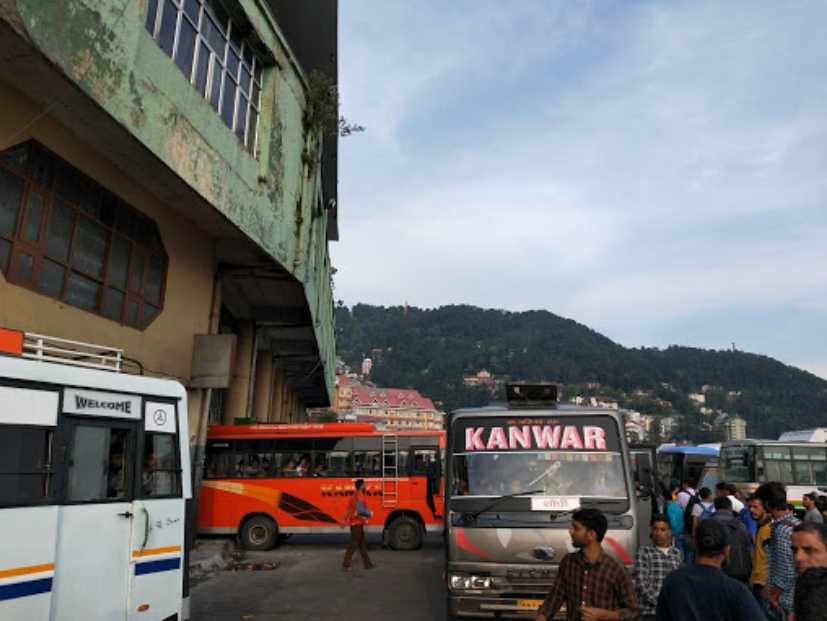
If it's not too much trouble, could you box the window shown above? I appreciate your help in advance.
[146,0,263,156]
[0,426,54,507]
[67,425,132,502]
[141,432,182,497]
[0,142,167,329]
[234,439,276,478]
[205,440,234,478]
[313,437,352,477]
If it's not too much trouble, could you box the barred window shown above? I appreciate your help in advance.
[146,0,263,157]
[0,141,167,329]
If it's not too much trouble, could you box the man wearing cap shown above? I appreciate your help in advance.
[655,520,764,620]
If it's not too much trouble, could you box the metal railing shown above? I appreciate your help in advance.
[22,332,123,372]
[382,434,399,508]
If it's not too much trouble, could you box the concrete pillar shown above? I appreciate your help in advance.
[252,350,273,422]
[270,367,286,422]
[223,320,254,424]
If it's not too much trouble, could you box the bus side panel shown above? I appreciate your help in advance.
[0,507,58,621]
[198,477,442,533]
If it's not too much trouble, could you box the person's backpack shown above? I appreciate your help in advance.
[683,495,700,534]
[721,520,753,582]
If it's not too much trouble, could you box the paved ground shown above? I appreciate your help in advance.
[190,533,447,620]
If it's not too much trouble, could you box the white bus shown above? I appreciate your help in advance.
[0,328,191,621]
[720,439,827,509]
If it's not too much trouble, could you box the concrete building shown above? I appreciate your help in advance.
[725,416,748,441]
[0,1,339,446]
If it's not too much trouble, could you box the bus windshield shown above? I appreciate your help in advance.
[720,445,754,483]
[452,451,627,499]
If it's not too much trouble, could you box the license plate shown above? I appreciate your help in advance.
[517,599,543,609]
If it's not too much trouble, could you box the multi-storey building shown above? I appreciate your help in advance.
[0,1,339,444]
[334,376,444,430]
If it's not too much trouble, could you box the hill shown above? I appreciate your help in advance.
[334,303,827,441]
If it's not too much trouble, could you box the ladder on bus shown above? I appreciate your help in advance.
[381,434,399,507]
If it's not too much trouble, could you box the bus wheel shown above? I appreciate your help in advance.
[387,515,423,551]
[240,516,278,551]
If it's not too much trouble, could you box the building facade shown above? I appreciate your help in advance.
[333,376,444,430]
[0,1,339,447]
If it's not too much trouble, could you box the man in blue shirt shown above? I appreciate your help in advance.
[655,520,764,620]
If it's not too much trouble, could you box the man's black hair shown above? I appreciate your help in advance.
[804,492,817,502]
[715,481,728,492]
[695,519,730,556]
[651,514,671,529]
[793,522,827,548]
[755,481,787,512]
[726,483,738,496]
[714,495,733,511]
[795,567,827,621]
[354,479,365,490]
[572,508,608,543]
[698,487,712,500]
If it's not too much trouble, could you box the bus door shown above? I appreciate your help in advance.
[54,412,138,620]
[128,399,184,621]
[410,447,440,518]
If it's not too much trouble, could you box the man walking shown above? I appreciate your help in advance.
[747,494,773,615]
[802,493,824,524]
[655,520,764,620]
[756,482,800,618]
[341,479,375,571]
[689,487,715,535]
[536,508,638,621]
[634,515,683,621]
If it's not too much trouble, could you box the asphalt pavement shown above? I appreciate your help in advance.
[190,533,447,620]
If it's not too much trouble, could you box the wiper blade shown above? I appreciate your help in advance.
[463,489,545,524]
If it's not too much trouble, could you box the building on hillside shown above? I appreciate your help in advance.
[660,416,681,439]
[361,357,373,376]
[689,393,706,405]
[333,376,443,430]
[725,416,747,441]
[0,1,339,440]
[463,369,494,386]
[591,396,619,410]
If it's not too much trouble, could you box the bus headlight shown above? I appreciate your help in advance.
[449,573,492,590]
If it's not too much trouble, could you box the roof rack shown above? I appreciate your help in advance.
[22,332,123,372]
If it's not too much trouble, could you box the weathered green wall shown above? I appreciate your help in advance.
[4,0,335,398]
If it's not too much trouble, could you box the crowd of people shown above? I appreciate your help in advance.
[534,480,827,621]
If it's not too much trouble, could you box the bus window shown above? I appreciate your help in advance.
[141,432,181,497]
[793,447,827,486]
[235,439,276,477]
[273,438,313,477]
[313,437,352,476]
[411,448,438,475]
[205,440,234,478]
[720,446,754,483]
[353,436,381,476]
[0,426,54,506]
[761,446,794,484]
[67,425,132,501]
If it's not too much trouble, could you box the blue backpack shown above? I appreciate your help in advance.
[698,502,715,523]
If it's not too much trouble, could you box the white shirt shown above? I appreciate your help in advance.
[729,495,744,513]
[676,489,694,509]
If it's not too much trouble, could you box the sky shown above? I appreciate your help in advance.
[331,1,827,380]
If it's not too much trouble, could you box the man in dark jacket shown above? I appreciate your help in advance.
[711,495,753,583]
[656,520,764,620]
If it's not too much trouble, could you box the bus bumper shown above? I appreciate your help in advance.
[448,595,563,619]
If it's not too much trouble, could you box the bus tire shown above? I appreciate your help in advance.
[387,515,423,551]
[240,516,278,551]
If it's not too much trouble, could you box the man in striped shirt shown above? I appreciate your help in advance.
[634,514,683,620]
[756,482,800,617]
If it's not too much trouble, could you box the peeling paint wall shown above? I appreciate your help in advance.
[4,0,336,397]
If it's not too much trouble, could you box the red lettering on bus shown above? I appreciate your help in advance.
[532,425,561,449]
[583,426,607,450]
[465,427,485,451]
[509,425,532,449]
[487,427,508,450]
[560,426,583,449]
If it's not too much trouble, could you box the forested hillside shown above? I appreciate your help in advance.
[334,303,827,440]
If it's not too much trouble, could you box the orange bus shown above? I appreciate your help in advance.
[198,423,444,550]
